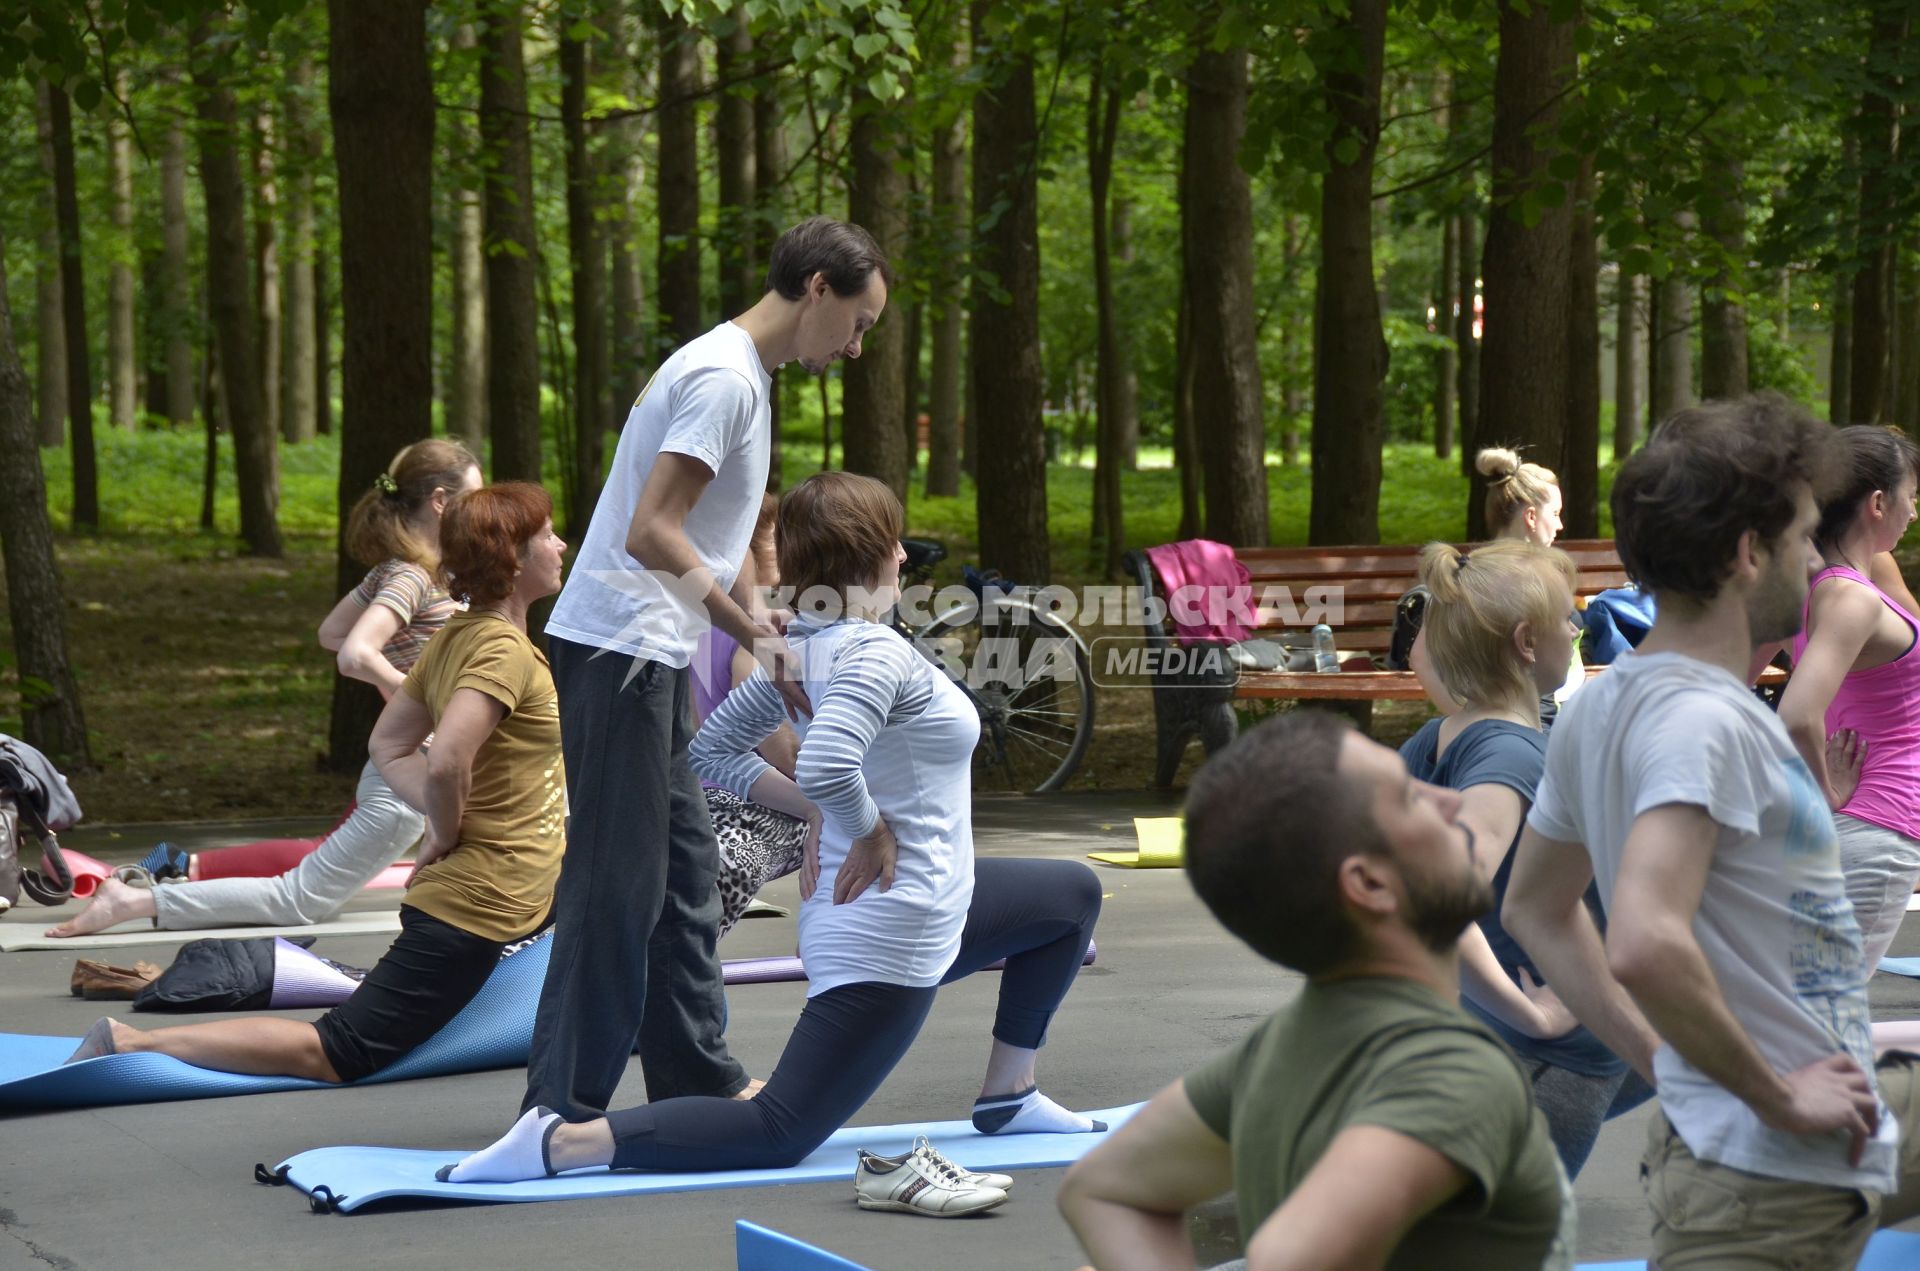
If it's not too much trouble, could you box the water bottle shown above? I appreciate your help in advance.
[1312,623,1340,673]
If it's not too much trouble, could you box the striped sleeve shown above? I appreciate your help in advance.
[688,669,789,798]
[792,628,933,839]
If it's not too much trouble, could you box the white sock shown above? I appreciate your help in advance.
[972,1086,1106,1135]
[436,1107,562,1183]
[65,1018,118,1064]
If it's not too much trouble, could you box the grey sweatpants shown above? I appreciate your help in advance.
[1836,812,1920,976]
[151,760,423,929]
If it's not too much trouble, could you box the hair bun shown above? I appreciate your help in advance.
[1475,447,1520,483]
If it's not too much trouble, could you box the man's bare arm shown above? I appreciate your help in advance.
[1058,1083,1233,1270]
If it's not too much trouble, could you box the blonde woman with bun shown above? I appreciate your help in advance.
[1399,539,1649,1177]
[1411,446,1573,717]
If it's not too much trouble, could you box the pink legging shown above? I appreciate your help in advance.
[192,804,355,880]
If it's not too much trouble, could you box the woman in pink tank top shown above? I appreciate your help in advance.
[1782,425,1920,973]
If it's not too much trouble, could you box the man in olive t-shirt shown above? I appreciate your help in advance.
[1059,711,1573,1270]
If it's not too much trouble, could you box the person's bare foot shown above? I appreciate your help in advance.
[732,1077,767,1101]
[44,877,158,939]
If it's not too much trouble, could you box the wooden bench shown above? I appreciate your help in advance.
[1122,539,1635,787]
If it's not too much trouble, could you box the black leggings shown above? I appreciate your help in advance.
[604,857,1103,1171]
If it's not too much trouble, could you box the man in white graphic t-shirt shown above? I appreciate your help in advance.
[1504,395,1920,1266]
[523,217,889,1121]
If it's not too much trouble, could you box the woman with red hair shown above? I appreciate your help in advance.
[65,484,570,1084]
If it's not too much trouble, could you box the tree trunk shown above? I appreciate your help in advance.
[1174,258,1202,540]
[1700,153,1749,399]
[252,106,283,445]
[1652,244,1695,423]
[1279,213,1304,465]
[900,295,922,471]
[46,85,97,530]
[479,4,543,482]
[32,83,65,447]
[842,101,910,501]
[1614,272,1641,455]
[282,52,319,443]
[160,121,196,427]
[1455,207,1481,477]
[1090,71,1126,574]
[1185,38,1268,547]
[1832,272,1854,423]
[326,0,434,769]
[1311,0,1387,546]
[1564,155,1600,538]
[561,28,607,537]
[715,17,756,320]
[315,246,333,436]
[447,24,488,451]
[925,59,966,499]
[191,23,282,558]
[968,0,1049,582]
[655,8,703,353]
[1475,0,1576,539]
[755,55,788,489]
[1849,5,1907,423]
[107,72,138,432]
[0,226,91,766]
[1897,246,1920,431]
[1112,195,1141,469]
[606,143,644,419]
[1434,213,1457,460]
[141,250,167,417]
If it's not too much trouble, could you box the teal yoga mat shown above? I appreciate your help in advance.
[0,934,551,1112]
[265,1103,1143,1212]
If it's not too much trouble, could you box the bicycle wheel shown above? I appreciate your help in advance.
[912,593,1095,794]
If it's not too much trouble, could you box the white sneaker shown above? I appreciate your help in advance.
[908,1136,1014,1191]
[854,1142,1009,1217]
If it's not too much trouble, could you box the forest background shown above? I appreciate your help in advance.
[1,0,1917,820]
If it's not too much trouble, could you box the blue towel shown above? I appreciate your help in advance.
[269,1102,1144,1212]
[0,933,551,1111]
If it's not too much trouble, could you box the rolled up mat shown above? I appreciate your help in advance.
[736,1222,870,1271]
[264,1101,1144,1212]
[1088,817,1184,869]
[0,933,551,1112]
[61,850,113,899]
[1878,956,1920,978]
[1576,1229,1920,1271]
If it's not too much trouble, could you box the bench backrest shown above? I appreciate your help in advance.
[1143,539,1629,658]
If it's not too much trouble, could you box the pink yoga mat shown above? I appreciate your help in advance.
[63,851,113,899]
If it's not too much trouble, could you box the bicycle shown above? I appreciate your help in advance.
[888,538,1096,794]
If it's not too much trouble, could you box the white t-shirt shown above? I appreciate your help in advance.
[1529,650,1898,1191]
[689,617,980,995]
[545,321,772,667]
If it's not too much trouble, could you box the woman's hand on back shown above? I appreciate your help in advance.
[834,817,898,904]
[797,810,824,902]
[1513,966,1580,1040]
[1827,728,1867,810]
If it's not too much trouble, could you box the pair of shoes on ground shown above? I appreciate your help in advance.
[69,958,159,1000]
[854,1136,1012,1218]
[132,842,189,883]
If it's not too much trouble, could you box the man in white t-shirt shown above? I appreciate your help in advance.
[524,217,890,1120]
[1504,395,1920,1266]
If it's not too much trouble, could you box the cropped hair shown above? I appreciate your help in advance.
[1614,395,1842,602]
[777,471,903,609]
[1477,446,1559,534]
[1418,540,1578,713]
[344,439,480,570]
[1815,425,1920,552]
[438,482,553,606]
[1183,710,1386,977]
[765,216,893,301]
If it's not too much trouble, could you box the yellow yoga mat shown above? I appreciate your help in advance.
[1089,817,1185,868]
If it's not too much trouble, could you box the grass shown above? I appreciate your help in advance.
[14,425,1596,821]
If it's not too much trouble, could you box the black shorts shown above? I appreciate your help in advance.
[313,904,505,1083]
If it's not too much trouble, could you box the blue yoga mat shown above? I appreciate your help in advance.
[1577,1228,1920,1270]
[736,1222,869,1271]
[268,1102,1143,1212]
[0,934,551,1113]
[1879,956,1920,979]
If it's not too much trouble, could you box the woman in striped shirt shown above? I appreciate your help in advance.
[441,471,1104,1207]
[47,440,481,938]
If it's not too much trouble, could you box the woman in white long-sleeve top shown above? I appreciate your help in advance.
[440,471,1104,1216]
